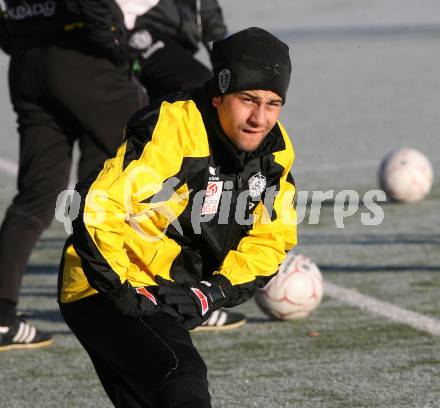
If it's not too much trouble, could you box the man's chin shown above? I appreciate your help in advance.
[235,141,261,153]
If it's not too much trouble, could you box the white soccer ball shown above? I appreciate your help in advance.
[255,253,324,321]
[379,148,433,203]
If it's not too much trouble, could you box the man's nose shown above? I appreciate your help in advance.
[248,105,266,127]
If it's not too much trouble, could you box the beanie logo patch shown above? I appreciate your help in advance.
[263,63,280,77]
[218,69,231,94]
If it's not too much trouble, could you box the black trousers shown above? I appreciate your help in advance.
[0,44,145,317]
[135,31,213,101]
[60,295,211,408]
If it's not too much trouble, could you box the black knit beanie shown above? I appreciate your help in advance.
[209,27,292,103]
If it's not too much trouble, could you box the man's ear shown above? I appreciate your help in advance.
[212,96,221,107]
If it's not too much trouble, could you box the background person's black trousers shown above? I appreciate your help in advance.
[60,295,211,408]
[0,44,145,322]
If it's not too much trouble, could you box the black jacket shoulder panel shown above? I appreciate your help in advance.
[2,0,128,59]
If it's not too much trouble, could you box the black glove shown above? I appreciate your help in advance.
[157,278,227,330]
[107,281,180,320]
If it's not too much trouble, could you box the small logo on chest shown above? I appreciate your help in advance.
[201,181,223,215]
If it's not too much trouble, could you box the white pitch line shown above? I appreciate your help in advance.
[0,157,18,176]
[296,159,376,174]
[325,281,440,336]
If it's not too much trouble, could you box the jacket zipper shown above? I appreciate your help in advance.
[196,0,202,37]
[236,173,243,190]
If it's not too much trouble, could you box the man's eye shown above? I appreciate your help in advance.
[268,102,281,108]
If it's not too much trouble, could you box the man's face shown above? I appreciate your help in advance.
[212,90,283,152]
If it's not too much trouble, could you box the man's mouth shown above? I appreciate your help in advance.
[242,128,264,134]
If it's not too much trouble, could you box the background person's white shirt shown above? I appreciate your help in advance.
[115,0,160,29]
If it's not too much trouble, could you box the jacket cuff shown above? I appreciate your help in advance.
[209,274,235,301]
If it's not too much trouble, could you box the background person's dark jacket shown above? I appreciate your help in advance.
[0,0,127,62]
[133,0,227,54]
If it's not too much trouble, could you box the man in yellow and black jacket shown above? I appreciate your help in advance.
[59,27,297,408]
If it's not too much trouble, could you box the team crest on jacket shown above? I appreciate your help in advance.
[248,172,267,197]
[218,69,231,94]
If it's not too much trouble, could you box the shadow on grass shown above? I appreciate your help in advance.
[36,230,440,252]
[319,264,440,273]
[301,197,394,208]
[20,291,57,297]
[19,309,62,322]
[300,233,440,246]
[17,310,73,335]
[35,237,67,250]
[30,311,74,336]
[245,316,273,324]
[26,265,58,274]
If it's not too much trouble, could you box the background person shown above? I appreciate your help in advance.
[128,0,227,101]
[0,0,146,352]
[58,27,297,408]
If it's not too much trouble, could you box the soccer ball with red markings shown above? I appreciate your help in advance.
[254,253,323,321]
[379,148,433,203]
